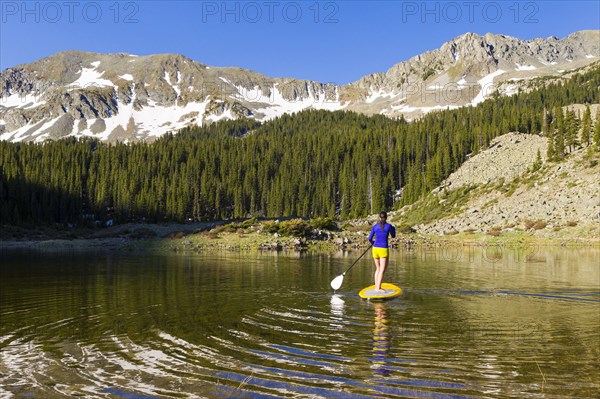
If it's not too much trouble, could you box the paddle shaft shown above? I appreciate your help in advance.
[341,244,372,276]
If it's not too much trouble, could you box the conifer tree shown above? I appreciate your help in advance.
[546,136,555,162]
[531,149,543,172]
[581,105,592,148]
[541,108,550,137]
[555,107,566,159]
[594,108,600,152]
[564,109,579,153]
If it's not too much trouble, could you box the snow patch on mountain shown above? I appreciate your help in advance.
[255,83,344,120]
[236,86,268,103]
[1,92,46,109]
[70,66,115,88]
[515,64,536,71]
[164,71,181,98]
[74,89,209,141]
[205,109,234,124]
[390,102,460,115]
[427,83,445,90]
[135,101,208,137]
[89,91,136,141]
[0,115,60,142]
[365,89,395,103]
[472,70,505,106]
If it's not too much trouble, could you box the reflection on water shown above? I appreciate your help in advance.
[0,247,599,398]
[370,302,391,377]
[330,294,345,315]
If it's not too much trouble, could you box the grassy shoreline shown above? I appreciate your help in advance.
[2,219,598,253]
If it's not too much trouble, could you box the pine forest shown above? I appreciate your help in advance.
[1,67,599,226]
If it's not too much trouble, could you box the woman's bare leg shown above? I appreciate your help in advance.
[375,257,388,291]
[373,257,381,290]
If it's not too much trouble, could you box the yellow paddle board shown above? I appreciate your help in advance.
[359,283,402,300]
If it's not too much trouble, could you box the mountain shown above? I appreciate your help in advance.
[347,30,600,118]
[1,30,599,143]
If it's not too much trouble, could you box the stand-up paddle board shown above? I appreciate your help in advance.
[359,283,402,301]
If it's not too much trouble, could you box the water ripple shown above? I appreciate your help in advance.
[2,251,599,398]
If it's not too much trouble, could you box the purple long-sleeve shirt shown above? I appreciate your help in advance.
[368,223,396,248]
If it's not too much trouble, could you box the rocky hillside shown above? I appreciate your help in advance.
[1,30,599,143]
[395,128,600,237]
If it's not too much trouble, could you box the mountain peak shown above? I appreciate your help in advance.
[1,30,599,143]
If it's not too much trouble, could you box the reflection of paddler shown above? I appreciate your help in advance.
[330,294,345,318]
[371,302,391,376]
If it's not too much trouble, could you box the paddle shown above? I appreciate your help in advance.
[330,244,372,290]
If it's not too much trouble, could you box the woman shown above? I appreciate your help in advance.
[367,211,396,292]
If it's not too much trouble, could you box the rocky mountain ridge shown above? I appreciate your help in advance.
[394,127,600,237]
[1,30,599,143]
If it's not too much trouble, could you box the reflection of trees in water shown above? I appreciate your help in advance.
[371,302,391,376]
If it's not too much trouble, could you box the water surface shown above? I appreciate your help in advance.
[1,247,599,398]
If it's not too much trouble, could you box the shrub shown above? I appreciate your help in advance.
[279,219,312,237]
[487,228,501,237]
[524,219,536,230]
[224,224,238,233]
[502,177,521,197]
[494,178,506,190]
[263,221,280,234]
[567,220,578,227]
[211,225,226,233]
[310,217,338,231]
[422,68,435,81]
[341,223,371,233]
[397,224,416,234]
[212,224,240,233]
[532,220,547,230]
[238,217,258,229]
[482,198,498,209]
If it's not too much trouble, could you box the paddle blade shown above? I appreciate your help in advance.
[330,274,344,290]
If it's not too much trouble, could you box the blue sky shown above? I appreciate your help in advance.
[1,1,599,84]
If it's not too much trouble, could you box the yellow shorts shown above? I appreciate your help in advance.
[372,247,389,259]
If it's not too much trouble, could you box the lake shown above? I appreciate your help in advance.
[1,246,599,398]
